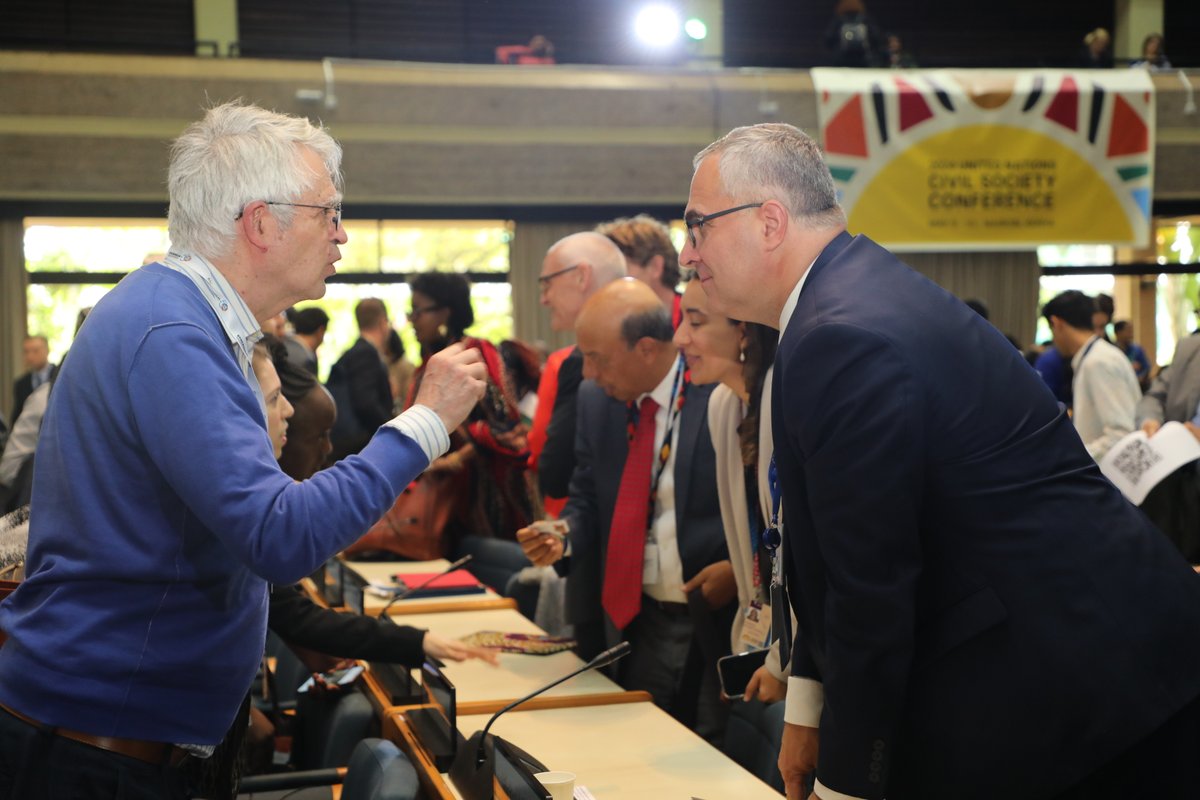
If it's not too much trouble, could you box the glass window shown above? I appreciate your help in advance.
[23,218,514,382]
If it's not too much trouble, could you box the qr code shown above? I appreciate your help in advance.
[1112,440,1163,484]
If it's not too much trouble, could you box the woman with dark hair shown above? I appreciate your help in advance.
[673,274,789,785]
[406,272,534,540]
[393,272,535,602]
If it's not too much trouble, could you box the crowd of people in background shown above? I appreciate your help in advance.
[823,0,1173,71]
[4,104,1200,800]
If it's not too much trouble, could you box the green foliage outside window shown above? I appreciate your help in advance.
[23,219,514,379]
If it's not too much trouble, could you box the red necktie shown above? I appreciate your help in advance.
[604,396,659,630]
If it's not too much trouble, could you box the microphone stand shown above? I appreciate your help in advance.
[449,642,632,800]
[377,554,474,619]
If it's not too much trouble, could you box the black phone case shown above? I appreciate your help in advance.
[717,648,770,698]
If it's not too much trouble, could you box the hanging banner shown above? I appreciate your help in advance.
[811,69,1155,251]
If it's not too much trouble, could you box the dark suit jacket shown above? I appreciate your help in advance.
[560,376,729,646]
[268,585,425,667]
[538,347,582,499]
[327,338,392,455]
[773,232,1200,800]
[11,364,57,427]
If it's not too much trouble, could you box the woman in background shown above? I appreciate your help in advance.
[402,273,534,603]
[673,274,789,790]
[407,272,534,542]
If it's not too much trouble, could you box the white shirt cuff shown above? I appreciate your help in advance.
[385,404,450,463]
[814,778,867,800]
[784,676,823,727]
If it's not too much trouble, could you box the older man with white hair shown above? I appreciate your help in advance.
[528,232,627,516]
[0,102,485,799]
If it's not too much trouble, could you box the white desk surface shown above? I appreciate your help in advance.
[343,559,503,612]
[403,608,623,707]
[454,702,782,800]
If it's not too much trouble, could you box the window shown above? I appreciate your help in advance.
[24,218,514,382]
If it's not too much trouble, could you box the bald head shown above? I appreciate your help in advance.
[576,278,677,402]
[540,232,628,331]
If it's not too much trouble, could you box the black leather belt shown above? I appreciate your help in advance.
[0,702,189,766]
[642,594,690,615]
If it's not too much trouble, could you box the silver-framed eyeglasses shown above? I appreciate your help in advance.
[684,203,763,248]
[236,201,342,229]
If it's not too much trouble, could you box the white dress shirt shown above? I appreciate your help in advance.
[643,356,686,603]
[1070,335,1142,461]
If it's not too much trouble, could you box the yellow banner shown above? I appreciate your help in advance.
[811,69,1155,250]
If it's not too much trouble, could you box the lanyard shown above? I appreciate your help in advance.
[631,356,687,534]
[1076,336,1100,370]
[745,452,767,593]
[763,456,783,587]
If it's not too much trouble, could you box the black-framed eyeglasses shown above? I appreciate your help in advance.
[235,201,342,229]
[537,264,580,289]
[408,305,443,319]
[684,203,764,248]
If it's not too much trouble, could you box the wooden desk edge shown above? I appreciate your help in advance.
[381,596,517,615]
[383,707,511,800]
[457,689,653,717]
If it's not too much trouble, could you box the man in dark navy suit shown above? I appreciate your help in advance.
[680,122,1200,800]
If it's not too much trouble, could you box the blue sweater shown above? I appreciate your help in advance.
[0,264,429,745]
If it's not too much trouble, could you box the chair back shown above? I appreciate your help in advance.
[341,738,420,800]
[307,689,376,769]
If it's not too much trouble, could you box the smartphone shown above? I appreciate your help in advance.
[296,664,364,694]
[717,649,769,700]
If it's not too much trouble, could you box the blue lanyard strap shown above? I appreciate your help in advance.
[763,456,782,551]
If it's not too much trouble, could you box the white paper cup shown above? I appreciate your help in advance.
[533,770,576,800]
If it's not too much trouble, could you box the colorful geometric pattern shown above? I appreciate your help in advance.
[811,68,1156,249]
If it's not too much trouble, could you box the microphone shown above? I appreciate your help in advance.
[449,641,632,800]
[377,554,474,618]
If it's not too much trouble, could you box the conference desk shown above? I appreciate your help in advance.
[339,558,514,616]
[405,701,781,800]
[392,607,627,715]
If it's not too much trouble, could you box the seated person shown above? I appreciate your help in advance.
[260,336,497,669]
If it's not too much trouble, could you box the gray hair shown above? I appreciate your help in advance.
[693,123,846,231]
[168,102,343,260]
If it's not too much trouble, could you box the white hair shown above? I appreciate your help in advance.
[694,123,846,231]
[167,102,343,260]
[547,232,628,289]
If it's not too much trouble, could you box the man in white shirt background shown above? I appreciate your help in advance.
[1042,290,1142,461]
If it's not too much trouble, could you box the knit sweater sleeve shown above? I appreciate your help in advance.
[128,321,428,584]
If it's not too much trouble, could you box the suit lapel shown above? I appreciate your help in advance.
[674,386,701,533]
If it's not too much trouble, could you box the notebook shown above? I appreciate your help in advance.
[390,570,487,599]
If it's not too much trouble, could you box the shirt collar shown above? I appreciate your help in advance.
[160,248,264,359]
[778,257,818,337]
[641,354,683,411]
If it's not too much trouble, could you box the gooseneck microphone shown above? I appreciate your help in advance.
[377,554,474,618]
[474,641,632,766]
[449,641,632,800]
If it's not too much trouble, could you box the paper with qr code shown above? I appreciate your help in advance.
[1100,422,1200,505]
[459,631,577,655]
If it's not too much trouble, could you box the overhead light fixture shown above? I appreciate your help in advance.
[634,4,681,48]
